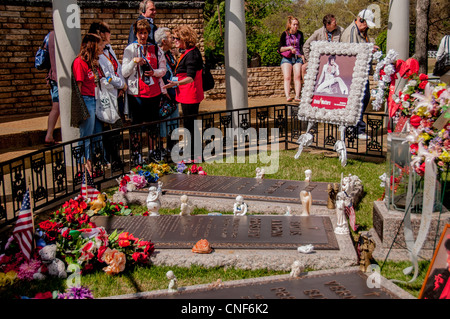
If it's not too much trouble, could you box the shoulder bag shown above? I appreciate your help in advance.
[95,66,120,124]
[433,36,450,76]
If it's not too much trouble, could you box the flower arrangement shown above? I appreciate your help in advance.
[407,82,450,176]
[118,163,175,194]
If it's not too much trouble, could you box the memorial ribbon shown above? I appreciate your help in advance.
[391,146,437,284]
[333,125,347,167]
[294,122,315,159]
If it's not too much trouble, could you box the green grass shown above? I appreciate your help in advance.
[1,150,434,299]
[82,265,288,298]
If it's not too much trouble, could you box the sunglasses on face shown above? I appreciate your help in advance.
[173,37,180,41]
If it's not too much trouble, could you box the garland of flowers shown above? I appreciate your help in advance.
[371,49,399,111]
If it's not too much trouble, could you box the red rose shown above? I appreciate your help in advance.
[418,80,428,90]
[402,94,410,101]
[410,115,421,128]
[132,252,148,263]
[78,213,89,225]
[34,291,53,299]
[39,220,54,231]
[97,245,107,262]
[410,143,419,155]
[62,229,72,239]
[415,162,426,176]
[419,73,428,81]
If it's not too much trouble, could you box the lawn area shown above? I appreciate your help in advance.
[0,150,435,299]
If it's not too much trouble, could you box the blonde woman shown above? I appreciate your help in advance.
[163,25,203,161]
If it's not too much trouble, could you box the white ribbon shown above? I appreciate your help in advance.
[333,125,347,167]
[391,146,437,284]
[294,122,315,159]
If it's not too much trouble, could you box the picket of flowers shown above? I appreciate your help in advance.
[118,161,207,193]
[407,81,450,177]
[371,51,450,178]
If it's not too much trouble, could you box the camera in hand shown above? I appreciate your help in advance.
[141,59,154,86]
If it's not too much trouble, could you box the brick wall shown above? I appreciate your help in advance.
[205,67,286,100]
[0,0,206,117]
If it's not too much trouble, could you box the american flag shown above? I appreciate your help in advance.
[13,190,34,260]
[345,201,357,231]
[81,170,100,201]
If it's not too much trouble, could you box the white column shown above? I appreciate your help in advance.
[225,0,248,113]
[386,0,410,60]
[52,0,81,144]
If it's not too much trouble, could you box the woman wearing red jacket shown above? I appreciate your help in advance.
[163,25,203,161]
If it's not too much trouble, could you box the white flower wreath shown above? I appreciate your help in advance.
[298,41,374,126]
[371,49,399,111]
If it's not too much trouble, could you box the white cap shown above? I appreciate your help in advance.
[358,9,376,28]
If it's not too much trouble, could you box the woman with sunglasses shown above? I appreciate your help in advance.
[163,25,203,161]
[122,19,167,125]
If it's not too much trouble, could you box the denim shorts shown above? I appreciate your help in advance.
[280,56,303,65]
[49,80,59,103]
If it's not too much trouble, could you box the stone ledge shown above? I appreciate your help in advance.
[372,200,450,251]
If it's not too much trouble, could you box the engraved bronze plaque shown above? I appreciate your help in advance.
[145,271,399,299]
[155,174,329,205]
[92,215,339,250]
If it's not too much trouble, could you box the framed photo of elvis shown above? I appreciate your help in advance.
[419,224,450,299]
[298,41,374,127]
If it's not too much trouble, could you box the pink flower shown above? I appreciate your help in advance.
[17,259,42,281]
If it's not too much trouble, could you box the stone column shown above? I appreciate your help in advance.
[52,0,81,144]
[386,0,410,60]
[225,0,248,114]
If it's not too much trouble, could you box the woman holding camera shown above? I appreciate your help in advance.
[122,19,167,124]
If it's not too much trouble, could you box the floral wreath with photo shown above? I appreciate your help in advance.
[298,41,374,126]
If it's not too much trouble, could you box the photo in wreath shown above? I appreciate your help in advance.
[298,41,374,127]
[312,54,356,110]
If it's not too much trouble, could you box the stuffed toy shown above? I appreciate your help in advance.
[33,244,67,280]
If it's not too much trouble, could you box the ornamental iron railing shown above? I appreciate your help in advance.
[0,104,387,226]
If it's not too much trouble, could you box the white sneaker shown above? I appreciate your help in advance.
[358,133,369,140]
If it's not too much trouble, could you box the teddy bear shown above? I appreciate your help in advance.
[89,193,107,214]
[33,244,67,280]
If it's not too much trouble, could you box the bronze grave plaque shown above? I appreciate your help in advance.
[149,270,399,299]
[155,174,329,205]
[92,215,339,250]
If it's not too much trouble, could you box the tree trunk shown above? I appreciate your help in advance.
[414,0,430,74]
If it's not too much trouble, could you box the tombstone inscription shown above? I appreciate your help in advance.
[152,174,329,205]
[92,215,339,250]
[141,271,401,299]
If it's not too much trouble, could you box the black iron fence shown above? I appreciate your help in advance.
[0,104,387,226]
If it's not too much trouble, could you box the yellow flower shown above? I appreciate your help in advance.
[419,133,431,141]
[0,271,17,286]
[439,150,450,163]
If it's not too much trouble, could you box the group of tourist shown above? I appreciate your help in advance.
[279,8,379,140]
[64,0,204,173]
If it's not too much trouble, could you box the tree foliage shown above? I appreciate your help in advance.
[203,0,450,68]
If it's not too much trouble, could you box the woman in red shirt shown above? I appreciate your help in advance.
[72,33,105,173]
[163,25,203,161]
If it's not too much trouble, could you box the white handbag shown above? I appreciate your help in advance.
[95,79,120,124]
